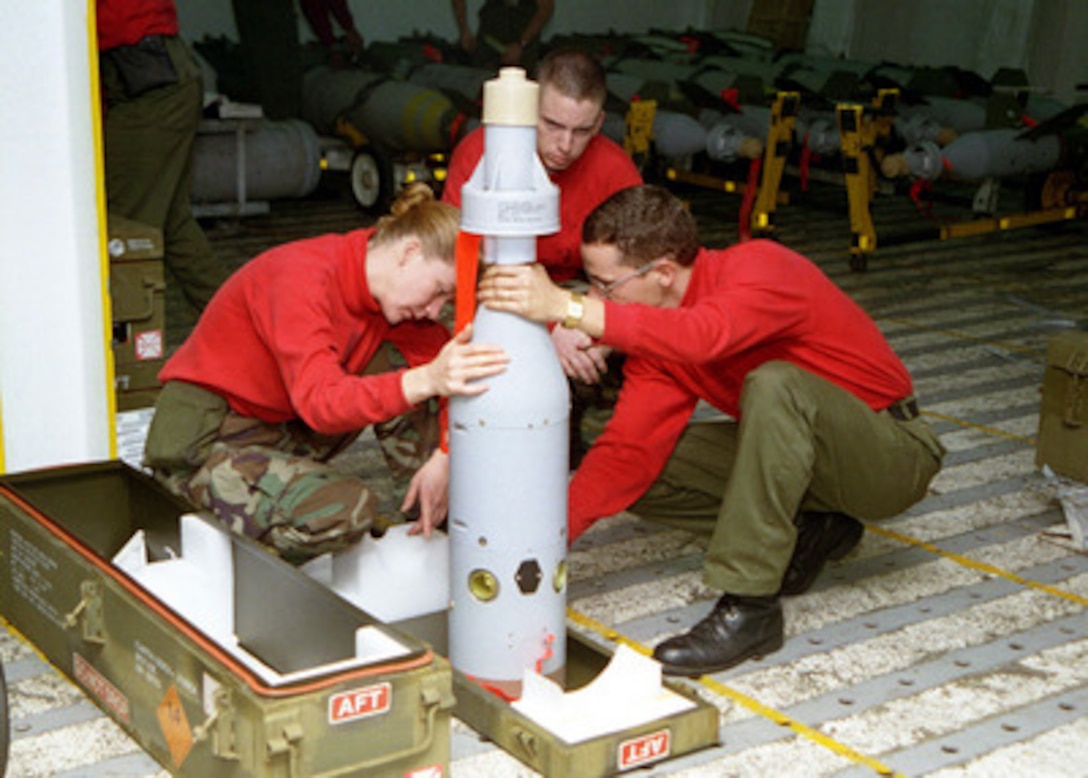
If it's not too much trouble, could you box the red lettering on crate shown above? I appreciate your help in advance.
[329,682,392,724]
[618,728,671,770]
[73,652,131,724]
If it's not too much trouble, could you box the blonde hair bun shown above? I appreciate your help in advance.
[389,181,437,216]
[373,182,460,264]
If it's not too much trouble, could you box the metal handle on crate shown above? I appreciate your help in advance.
[63,581,105,644]
[512,725,541,762]
[193,708,218,744]
[267,721,304,776]
[193,686,239,760]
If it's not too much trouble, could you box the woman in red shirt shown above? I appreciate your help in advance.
[144,184,507,563]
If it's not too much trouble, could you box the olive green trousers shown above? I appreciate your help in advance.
[631,361,946,595]
[102,35,230,318]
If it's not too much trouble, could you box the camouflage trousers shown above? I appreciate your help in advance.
[144,347,439,565]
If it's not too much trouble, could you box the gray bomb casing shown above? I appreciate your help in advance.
[448,68,566,696]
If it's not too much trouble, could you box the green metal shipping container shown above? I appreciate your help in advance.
[1037,329,1088,483]
[0,461,453,777]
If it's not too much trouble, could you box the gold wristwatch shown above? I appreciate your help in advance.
[562,292,585,329]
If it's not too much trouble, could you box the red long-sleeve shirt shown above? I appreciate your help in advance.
[96,0,178,51]
[442,128,642,282]
[160,229,449,435]
[568,240,914,539]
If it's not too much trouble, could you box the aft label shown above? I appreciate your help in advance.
[329,682,392,724]
[618,728,671,770]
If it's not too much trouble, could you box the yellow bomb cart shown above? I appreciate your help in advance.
[0,461,452,777]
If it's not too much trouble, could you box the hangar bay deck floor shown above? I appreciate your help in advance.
[3,178,1087,777]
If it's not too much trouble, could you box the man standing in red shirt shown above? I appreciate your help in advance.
[478,185,946,676]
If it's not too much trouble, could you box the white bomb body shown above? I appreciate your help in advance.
[448,69,567,696]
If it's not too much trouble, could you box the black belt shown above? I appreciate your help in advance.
[885,396,919,422]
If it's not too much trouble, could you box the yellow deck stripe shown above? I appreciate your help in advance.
[865,523,1088,608]
[566,607,905,776]
[921,409,1036,445]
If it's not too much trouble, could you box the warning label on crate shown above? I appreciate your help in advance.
[74,652,131,724]
[618,728,671,771]
[328,681,392,724]
[134,329,164,360]
[157,683,194,768]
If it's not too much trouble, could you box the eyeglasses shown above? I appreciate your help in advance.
[589,259,663,299]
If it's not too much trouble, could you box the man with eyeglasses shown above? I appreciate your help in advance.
[478,185,945,676]
[442,47,642,461]
[588,258,665,298]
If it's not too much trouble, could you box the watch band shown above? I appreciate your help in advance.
[562,292,585,329]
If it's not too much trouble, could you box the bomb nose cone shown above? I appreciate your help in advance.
[483,67,540,126]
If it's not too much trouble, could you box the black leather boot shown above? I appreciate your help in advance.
[779,512,864,596]
[652,594,784,676]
